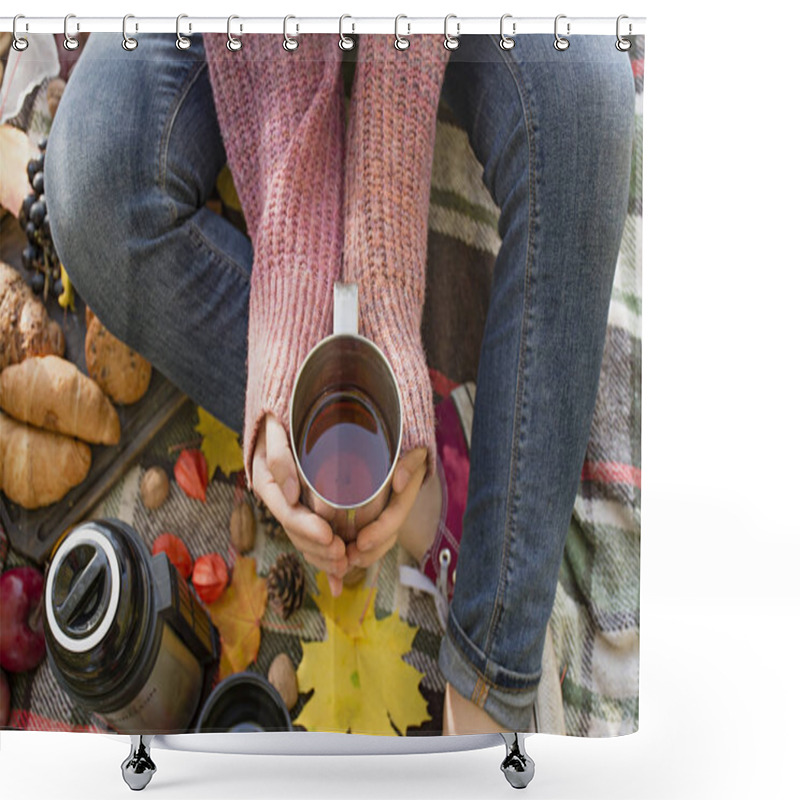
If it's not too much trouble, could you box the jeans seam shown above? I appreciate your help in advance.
[481,38,538,670]
[186,220,251,284]
[446,612,542,693]
[158,60,209,225]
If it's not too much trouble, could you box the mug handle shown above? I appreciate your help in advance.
[333,282,359,336]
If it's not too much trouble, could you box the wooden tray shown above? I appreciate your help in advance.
[0,213,189,564]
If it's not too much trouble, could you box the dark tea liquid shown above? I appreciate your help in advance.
[299,388,392,506]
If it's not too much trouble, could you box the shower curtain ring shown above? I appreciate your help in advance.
[227,15,242,51]
[12,15,29,51]
[176,14,191,50]
[339,15,355,50]
[284,15,299,51]
[499,14,515,50]
[616,15,632,51]
[444,14,460,50]
[122,14,138,51]
[554,14,570,50]
[395,15,410,51]
[63,14,79,51]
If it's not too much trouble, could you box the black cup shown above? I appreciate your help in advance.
[195,672,293,733]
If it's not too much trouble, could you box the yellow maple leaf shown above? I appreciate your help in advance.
[195,407,244,478]
[296,572,430,736]
[206,556,267,680]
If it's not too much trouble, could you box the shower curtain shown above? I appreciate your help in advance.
[0,28,643,739]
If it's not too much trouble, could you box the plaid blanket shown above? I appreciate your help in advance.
[1,38,643,737]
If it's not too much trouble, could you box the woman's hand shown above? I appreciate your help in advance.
[345,447,428,571]
[251,414,349,596]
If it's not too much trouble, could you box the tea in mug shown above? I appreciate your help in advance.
[298,388,392,506]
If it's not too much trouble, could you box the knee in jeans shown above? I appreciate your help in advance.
[44,92,163,312]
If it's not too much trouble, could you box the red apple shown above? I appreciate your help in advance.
[0,668,10,727]
[0,567,46,673]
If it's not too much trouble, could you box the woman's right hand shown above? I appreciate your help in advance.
[251,413,349,596]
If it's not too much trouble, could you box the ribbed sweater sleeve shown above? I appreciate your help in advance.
[343,35,450,472]
[204,35,344,486]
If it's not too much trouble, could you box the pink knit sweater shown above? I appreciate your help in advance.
[204,35,449,485]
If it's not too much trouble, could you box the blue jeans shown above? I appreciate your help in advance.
[46,33,634,732]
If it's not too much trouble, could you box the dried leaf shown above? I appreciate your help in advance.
[195,407,244,479]
[206,556,268,680]
[174,449,208,502]
[295,572,430,735]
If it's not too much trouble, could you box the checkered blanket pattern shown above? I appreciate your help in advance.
[1,38,643,737]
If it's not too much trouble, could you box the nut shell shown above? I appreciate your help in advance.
[230,502,256,553]
[268,653,298,711]
[140,466,169,509]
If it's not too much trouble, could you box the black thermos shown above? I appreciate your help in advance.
[44,519,219,733]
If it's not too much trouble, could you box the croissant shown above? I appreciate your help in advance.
[0,411,91,509]
[0,355,120,445]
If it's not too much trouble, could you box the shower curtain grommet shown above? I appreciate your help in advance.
[63,13,79,51]
[444,14,460,50]
[12,14,29,50]
[499,14,516,50]
[226,15,242,52]
[121,14,138,51]
[175,13,191,50]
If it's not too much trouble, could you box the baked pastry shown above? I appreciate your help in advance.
[0,410,91,509]
[0,261,65,370]
[85,316,151,404]
[0,355,120,445]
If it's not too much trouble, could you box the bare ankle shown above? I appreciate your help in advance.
[443,682,506,735]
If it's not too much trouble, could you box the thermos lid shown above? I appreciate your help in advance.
[45,523,122,653]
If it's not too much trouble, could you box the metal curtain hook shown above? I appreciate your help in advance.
[339,14,355,50]
[227,15,242,51]
[122,14,138,51]
[444,14,460,51]
[284,15,299,51]
[554,14,570,51]
[12,15,29,51]
[395,15,410,51]
[616,14,632,51]
[64,14,79,51]
[176,14,191,50]
[499,14,515,50]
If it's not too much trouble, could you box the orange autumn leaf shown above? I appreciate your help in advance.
[206,556,268,680]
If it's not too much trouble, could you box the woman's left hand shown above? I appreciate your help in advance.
[346,447,428,570]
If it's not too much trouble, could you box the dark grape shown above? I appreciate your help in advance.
[19,195,35,228]
[32,171,45,195]
[25,221,37,243]
[38,137,48,152]
[29,201,46,227]
[42,215,51,238]
[31,272,45,294]
[53,278,64,297]
[27,159,40,185]
[22,245,38,271]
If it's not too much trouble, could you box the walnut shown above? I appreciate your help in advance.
[229,501,255,553]
[268,653,298,711]
[140,466,169,510]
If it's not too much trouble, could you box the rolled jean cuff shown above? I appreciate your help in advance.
[439,609,539,732]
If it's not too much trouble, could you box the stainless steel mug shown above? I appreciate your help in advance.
[289,282,403,544]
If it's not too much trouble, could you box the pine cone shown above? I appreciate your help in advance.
[267,552,306,620]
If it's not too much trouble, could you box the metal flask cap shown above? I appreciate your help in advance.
[45,523,123,653]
